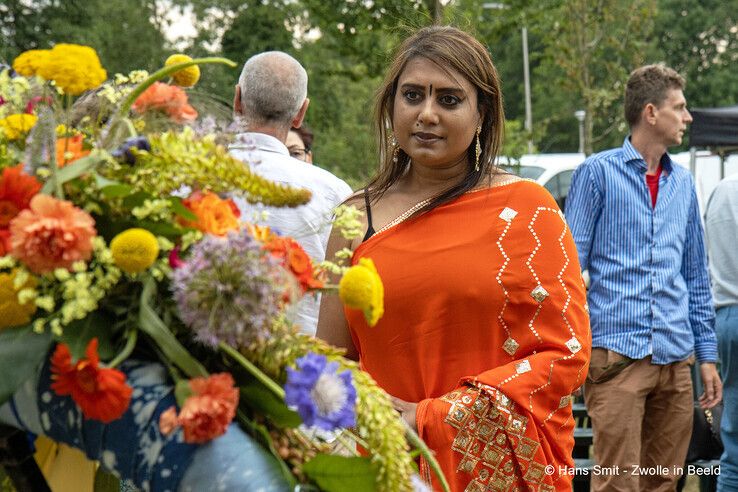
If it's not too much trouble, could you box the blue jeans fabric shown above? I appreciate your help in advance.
[717,305,738,491]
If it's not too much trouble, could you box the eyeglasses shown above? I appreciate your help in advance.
[289,147,310,160]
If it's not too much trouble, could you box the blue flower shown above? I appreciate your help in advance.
[112,136,150,164]
[284,353,356,431]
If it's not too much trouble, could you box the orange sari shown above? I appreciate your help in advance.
[345,181,591,491]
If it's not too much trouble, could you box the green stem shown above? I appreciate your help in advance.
[218,342,285,399]
[404,421,450,492]
[107,326,138,369]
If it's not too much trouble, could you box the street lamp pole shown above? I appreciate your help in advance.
[482,3,533,153]
[521,26,533,153]
[574,110,586,154]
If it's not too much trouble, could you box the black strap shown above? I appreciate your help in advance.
[362,187,376,242]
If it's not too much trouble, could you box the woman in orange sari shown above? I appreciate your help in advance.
[318,26,590,491]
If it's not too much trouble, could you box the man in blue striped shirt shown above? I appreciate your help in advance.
[566,64,722,491]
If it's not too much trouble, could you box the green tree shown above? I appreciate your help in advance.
[653,0,738,109]
[1,0,169,75]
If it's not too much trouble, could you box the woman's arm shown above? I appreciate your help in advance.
[317,226,359,360]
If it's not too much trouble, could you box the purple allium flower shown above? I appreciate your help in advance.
[284,353,357,431]
[172,229,288,347]
[111,136,151,164]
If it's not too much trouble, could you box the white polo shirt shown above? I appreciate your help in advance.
[229,132,353,335]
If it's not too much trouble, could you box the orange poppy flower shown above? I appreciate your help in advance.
[55,135,90,168]
[132,82,197,123]
[0,165,42,228]
[159,373,239,444]
[263,236,324,292]
[180,191,241,236]
[50,338,133,423]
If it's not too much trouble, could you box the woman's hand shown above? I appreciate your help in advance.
[390,396,418,432]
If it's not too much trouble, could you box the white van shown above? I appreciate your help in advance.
[498,153,585,210]
[671,150,738,214]
[501,151,738,214]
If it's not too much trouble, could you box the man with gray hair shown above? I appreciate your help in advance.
[230,51,352,336]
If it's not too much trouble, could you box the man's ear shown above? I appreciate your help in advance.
[233,85,242,115]
[291,98,310,128]
[643,102,658,126]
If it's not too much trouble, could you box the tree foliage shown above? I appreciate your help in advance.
[2,0,736,178]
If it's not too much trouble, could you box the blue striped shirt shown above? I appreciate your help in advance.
[565,137,717,364]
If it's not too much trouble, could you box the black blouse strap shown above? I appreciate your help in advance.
[362,187,376,242]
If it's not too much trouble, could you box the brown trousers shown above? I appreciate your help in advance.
[584,349,693,492]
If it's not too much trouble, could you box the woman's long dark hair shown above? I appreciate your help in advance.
[367,25,505,214]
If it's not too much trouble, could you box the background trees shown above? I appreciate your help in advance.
[2,0,737,182]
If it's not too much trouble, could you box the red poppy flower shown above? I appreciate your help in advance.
[50,338,132,423]
[0,165,42,228]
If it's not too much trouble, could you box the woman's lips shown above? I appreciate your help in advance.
[412,132,442,143]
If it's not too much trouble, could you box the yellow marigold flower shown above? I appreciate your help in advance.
[110,228,160,274]
[12,49,51,77]
[339,258,384,327]
[0,269,37,329]
[0,113,38,140]
[37,44,107,96]
[165,54,200,88]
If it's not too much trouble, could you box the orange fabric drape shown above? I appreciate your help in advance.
[345,181,591,491]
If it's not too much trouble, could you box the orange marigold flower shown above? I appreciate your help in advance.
[264,236,324,292]
[132,82,197,123]
[55,135,90,168]
[158,373,238,444]
[50,338,133,423]
[0,165,42,228]
[9,194,96,273]
[180,191,241,236]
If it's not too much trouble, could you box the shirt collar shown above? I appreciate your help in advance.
[231,132,289,157]
[622,136,674,173]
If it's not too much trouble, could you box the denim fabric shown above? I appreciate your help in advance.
[717,305,738,491]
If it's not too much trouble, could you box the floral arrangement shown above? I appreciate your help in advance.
[0,45,448,491]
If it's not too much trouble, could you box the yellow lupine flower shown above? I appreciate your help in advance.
[165,54,200,88]
[0,269,37,329]
[338,257,384,327]
[12,49,51,77]
[110,228,160,274]
[0,113,38,140]
[36,44,107,96]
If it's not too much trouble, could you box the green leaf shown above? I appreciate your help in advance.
[0,326,53,405]
[168,196,197,221]
[175,379,193,406]
[40,154,102,194]
[93,467,120,492]
[94,173,118,189]
[138,277,208,378]
[100,183,134,198]
[122,191,153,209]
[56,311,119,361]
[302,455,378,492]
[137,220,184,238]
[240,380,301,428]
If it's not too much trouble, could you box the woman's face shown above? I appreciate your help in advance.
[392,57,481,169]
[286,130,311,163]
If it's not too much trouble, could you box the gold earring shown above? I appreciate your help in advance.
[474,126,482,172]
[391,135,400,163]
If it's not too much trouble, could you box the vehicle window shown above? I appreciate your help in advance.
[556,170,574,210]
[499,164,545,180]
[544,174,559,197]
